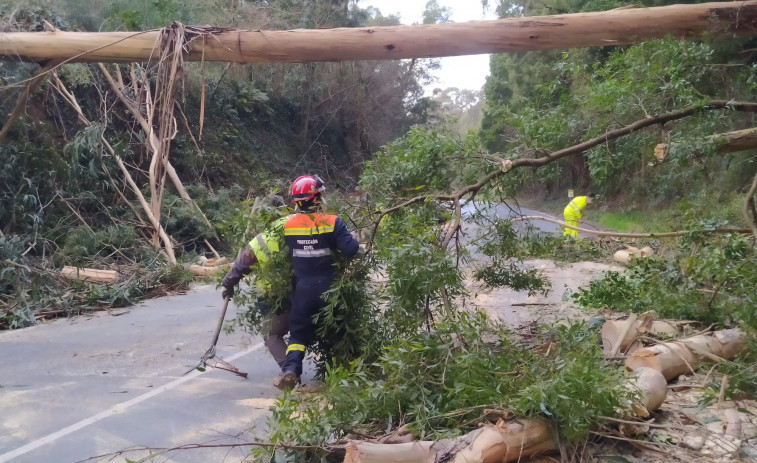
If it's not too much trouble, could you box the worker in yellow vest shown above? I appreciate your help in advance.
[222,195,294,367]
[563,192,595,237]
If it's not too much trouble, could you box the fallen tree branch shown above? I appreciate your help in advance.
[514,215,752,238]
[3,2,757,64]
[371,100,757,236]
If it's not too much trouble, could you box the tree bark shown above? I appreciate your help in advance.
[1,2,756,64]
[653,127,757,162]
[343,419,556,463]
[625,328,748,381]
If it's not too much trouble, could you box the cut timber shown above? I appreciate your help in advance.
[602,314,678,357]
[629,367,668,416]
[653,127,757,161]
[1,2,756,64]
[613,246,654,265]
[187,263,229,277]
[60,266,118,284]
[625,328,748,381]
[343,419,556,463]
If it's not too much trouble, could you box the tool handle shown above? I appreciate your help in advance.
[210,296,231,349]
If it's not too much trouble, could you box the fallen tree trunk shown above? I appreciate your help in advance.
[602,313,678,357]
[60,266,118,284]
[625,328,748,381]
[613,246,654,265]
[343,419,556,463]
[654,127,757,162]
[1,2,756,64]
[186,263,229,277]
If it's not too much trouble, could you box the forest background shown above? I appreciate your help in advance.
[1,0,757,460]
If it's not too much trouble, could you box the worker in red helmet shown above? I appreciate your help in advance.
[221,195,293,368]
[274,175,359,390]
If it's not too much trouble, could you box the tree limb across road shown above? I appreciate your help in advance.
[0,2,755,64]
[369,100,757,241]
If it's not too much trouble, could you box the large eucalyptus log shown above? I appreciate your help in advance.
[343,419,556,463]
[1,2,756,64]
[625,328,748,381]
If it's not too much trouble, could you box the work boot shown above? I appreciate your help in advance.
[273,370,300,390]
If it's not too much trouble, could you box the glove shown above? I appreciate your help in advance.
[222,285,235,300]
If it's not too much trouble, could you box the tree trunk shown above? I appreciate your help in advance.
[1,2,755,64]
[625,328,748,381]
[654,127,757,162]
[343,419,556,463]
[60,266,118,284]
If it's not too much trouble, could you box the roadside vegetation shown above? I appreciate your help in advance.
[1,0,756,461]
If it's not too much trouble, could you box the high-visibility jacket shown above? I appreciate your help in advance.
[249,215,290,290]
[283,212,359,279]
[564,196,588,220]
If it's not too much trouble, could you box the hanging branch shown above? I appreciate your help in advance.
[513,216,751,238]
[49,72,178,263]
[369,100,757,241]
[97,48,214,231]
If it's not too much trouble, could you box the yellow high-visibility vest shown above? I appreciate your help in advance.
[248,216,290,289]
[564,196,588,219]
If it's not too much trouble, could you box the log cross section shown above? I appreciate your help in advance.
[1,1,756,64]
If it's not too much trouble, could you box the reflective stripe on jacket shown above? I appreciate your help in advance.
[284,212,359,279]
[249,216,290,264]
[563,196,588,219]
[248,215,290,290]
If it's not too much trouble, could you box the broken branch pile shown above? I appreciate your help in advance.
[341,321,750,463]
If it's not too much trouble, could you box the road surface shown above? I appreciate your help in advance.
[0,285,311,463]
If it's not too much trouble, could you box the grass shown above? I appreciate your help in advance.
[594,211,671,233]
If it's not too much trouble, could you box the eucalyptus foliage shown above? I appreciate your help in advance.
[482,26,757,203]
[262,313,633,461]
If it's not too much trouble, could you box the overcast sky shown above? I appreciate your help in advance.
[363,0,497,94]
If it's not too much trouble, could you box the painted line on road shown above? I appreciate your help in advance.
[0,341,266,463]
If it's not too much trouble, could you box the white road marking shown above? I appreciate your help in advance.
[0,342,265,463]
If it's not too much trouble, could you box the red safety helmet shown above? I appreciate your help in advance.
[290,175,326,202]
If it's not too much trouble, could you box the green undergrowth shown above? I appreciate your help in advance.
[596,211,668,233]
[259,312,634,462]
[1,233,195,330]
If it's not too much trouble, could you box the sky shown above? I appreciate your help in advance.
[363,0,498,94]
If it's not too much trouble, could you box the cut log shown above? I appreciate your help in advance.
[613,246,654,265]
[187,263,229,277]
[602,314,678,357]
[1,2,756,64]
[343,419,556,463]
[625,328,748,381]
[653,127,757,162]
[199,256,229,267]
[628,366,668,416]
[60,266,118,284]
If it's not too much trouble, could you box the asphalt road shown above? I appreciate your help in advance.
[0,284,308,463]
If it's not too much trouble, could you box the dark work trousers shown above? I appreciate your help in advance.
[257,298,290,367]
[281,276,333,375]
